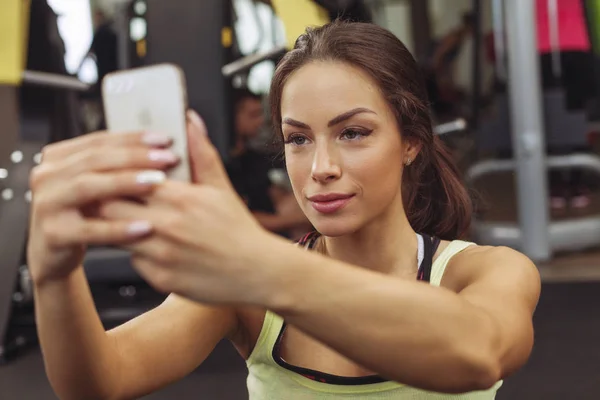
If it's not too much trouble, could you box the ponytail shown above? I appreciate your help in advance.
[403,136,472,240]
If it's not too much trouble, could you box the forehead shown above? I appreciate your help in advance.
[280,61,389,121]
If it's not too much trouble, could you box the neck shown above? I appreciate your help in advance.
[321,194,418,276]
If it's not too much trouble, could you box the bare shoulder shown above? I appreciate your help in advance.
[441,244,541,304]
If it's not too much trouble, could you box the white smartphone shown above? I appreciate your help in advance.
[102,63,191,182]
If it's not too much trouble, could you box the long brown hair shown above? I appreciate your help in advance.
[269,21,472,240]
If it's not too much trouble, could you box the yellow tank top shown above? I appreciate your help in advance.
[245,240,503,399]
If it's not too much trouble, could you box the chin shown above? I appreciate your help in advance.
[310,215,364,238]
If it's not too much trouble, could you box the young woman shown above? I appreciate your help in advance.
[29,21,540,399]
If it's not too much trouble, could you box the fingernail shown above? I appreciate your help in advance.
[136,170,166,185]
[127,221,153,236]
[148,150,178,163]
[142,132,172,146]
[187,110,207,135]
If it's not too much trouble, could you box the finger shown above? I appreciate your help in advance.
[122,236,173,262]
[68,146,180,176]
[101,186,209,248]
[32,147,180,189]
[97,198,152,221]
[44,218,153,247]
[41,131,173,163]
[99,196,184,243]
[128,253,175,294]
[38,169,167,209]
[186,110,232,189]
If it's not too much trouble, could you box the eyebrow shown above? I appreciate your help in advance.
[282,107,376,130]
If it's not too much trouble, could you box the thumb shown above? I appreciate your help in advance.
[186,110,231,189]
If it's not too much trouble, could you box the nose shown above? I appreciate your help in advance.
[311,142,341,183]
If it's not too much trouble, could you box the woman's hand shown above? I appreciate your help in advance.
[276,192,312,228]
[27,130,179,286]
[98,111,278,305]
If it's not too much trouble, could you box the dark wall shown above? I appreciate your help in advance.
[145,0,232,159]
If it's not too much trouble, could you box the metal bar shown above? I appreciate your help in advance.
[0,86,19,168]
[472,217,600,253]
[434,118,467,135]
[547,0,562,78]
[222,45,287,77]
[471,0,483,129]
[466,153,600,183]
[115,3,131,70]
[491,0,507,80]
[21,70,90,92]
[505,0,551,261]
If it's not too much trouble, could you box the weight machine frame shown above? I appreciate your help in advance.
[0,72,90,362]
[466,0,600,261]
[0,86,29,362]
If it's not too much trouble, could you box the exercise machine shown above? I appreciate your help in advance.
[0,0,263,364]
[0,69,171,364]
[468,0,600,260]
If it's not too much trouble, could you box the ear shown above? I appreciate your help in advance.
[403,137,422,165]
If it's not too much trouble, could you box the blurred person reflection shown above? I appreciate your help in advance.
[226,88,311,238]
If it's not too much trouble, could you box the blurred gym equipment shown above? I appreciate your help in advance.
[142,0,235,159]
[468,0,600,261]
[0,66,166,363]
[271,0,330,48]
[0,0,30,86]
[0,0,240,363]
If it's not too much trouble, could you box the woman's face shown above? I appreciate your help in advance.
[281,61,415,236]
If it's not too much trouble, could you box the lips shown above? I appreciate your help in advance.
[308,193,355,214]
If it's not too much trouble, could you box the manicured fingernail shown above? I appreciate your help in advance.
[127,221,153,236]
[136,170,166,185]
[142,132,172,146]
[148,150,178,163]
[187,110,207,135]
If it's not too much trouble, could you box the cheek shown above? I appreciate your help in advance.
[345,145,403,200]
[284,151,312,196]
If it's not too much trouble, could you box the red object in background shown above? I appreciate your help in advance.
[485,0,591,61]
[536,0,591,53]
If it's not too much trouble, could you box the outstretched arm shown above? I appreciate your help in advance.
[97,112,539,393]
[260,241,540,393]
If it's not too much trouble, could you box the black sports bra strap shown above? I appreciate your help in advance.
[297,232,319,249]
[419,234,436,283]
